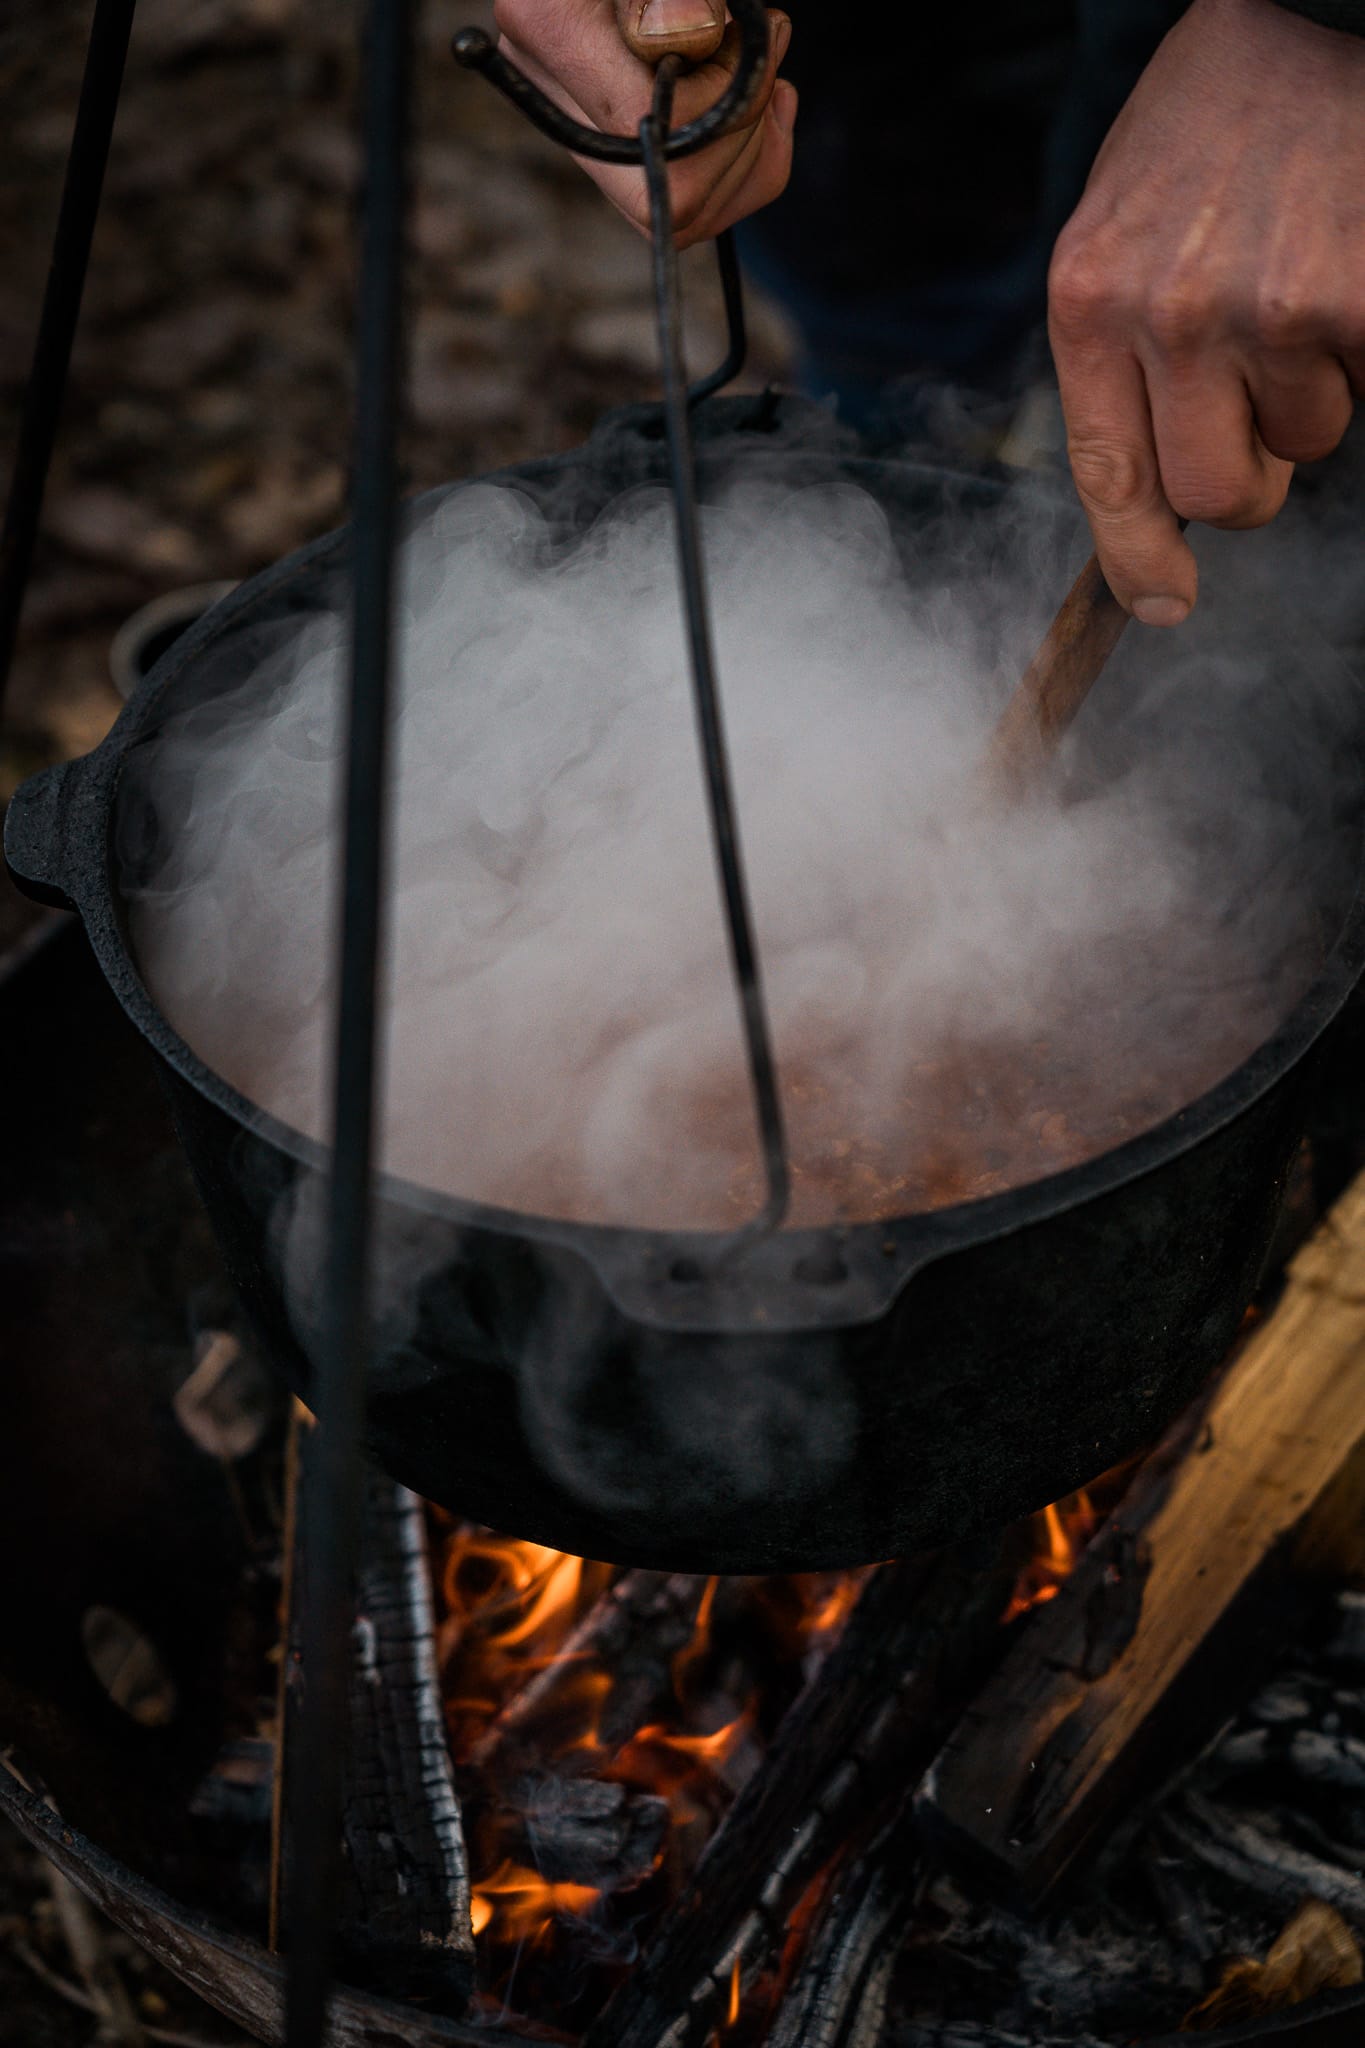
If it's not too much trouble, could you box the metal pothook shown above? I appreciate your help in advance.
[455,4,791,1246]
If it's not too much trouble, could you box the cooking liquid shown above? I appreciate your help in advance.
[488,949,1308,1230]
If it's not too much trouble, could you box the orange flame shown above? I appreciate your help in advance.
[726,1953,742,2027]
[469,1860,601,1947]
[1002,1491,1096,1624]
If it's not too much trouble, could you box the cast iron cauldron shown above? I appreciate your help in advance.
[8,395,1365,1573]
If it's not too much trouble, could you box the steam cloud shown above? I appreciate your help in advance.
[125,467,1354,1232]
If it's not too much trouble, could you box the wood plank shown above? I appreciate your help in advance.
[917,1168,1365,1908]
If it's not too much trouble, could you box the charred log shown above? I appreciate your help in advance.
[277,1428,475,2008]
[487,1772,668,1892]
[1161,1792,1365,1930]
[468,1570,711,1773]
[766,1817,915,2048]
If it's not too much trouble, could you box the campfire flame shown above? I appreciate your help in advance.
[431,1482,1123,2015]
[1001,1492,1098,1625]
[467,1859,602,1947]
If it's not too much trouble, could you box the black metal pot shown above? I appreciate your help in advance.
[8,397,1365,1572]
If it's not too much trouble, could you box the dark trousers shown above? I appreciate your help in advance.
[737,0,1189,417]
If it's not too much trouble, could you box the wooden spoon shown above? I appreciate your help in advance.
[982,526,1188,803]
[981,553,1128,802]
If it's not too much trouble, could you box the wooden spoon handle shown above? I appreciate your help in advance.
[982,553,1128,802]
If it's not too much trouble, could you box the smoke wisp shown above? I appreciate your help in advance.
[125,467,1353,1231]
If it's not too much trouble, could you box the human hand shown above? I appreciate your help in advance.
[492,0,796,248]
[1047,0,1365,624]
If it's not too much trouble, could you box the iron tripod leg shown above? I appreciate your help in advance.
[0,0,138,722]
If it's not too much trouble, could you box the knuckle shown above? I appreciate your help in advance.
[1067,438,1154,516]
[1253,284,1317,351]
[1145,285,1214,355]
[1048,239,1115,338]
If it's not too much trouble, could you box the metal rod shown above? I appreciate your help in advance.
[451,0,769,166]
[283,0,412,2039]
[642,62,789,1243]
[0,0,137,722]
[687,229,748,409]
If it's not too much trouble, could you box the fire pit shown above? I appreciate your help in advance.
[6,3,1365,2040]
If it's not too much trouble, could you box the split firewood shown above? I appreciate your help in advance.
[467,1569,711,1775]
[917,1165,1365,1906]
[274,1416,475,2007]
[1181,1898,1362,2031]
[583,1539,1017,2048]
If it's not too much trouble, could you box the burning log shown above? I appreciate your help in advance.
[466,1568,712,1774]
[275,1421,475,2007]
[917,1166,1365,1908]
[487,1772,668,1892]
[582,1540,1017,2048]
[766,1817,915,2048]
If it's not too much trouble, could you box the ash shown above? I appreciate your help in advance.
[893,1588,1365,2044]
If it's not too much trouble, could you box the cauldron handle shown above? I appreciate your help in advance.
[4,759,83,913]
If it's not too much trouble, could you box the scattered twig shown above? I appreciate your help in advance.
[10,1930,254,2046]
[47,1861,150,2045]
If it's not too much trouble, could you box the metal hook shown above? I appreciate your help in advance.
[452,15,788,1249]
[452,0,770,165]
[640,60,790,1248]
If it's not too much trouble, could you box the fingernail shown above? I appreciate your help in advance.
[637,0,720,34]
[1132,595,1191,628]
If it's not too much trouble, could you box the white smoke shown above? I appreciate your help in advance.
[125,467,1352,1232]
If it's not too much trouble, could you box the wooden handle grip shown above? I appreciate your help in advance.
[983,555,1129,802]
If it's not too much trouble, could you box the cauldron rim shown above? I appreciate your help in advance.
[10,421,1365,1333]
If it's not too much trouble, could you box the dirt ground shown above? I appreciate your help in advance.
[0,2,793,2039]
